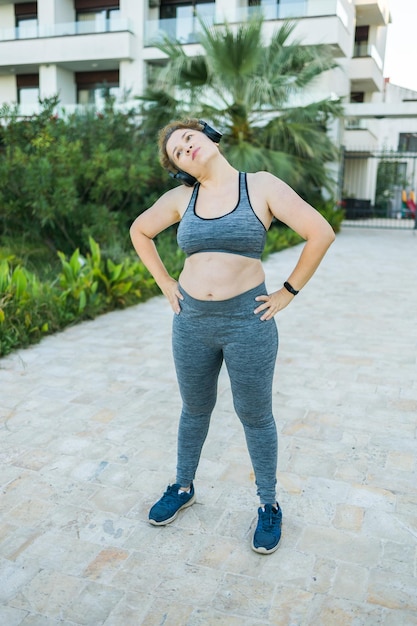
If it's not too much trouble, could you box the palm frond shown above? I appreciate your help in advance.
[198,16,264,78]
[136,89,185,138]
[223,140,300,185]
[293,47,338,89]
[155,37,210,90]
[224,141,273,173]
[262,113,339,163]
[283,97,344,121]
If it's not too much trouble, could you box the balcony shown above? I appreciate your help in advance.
[344,101,417,119]
[144,0,354,58]
[353,42,382,69]
[0,19,134,73]
[343,117,378,150]
[0,18,134,42]
[233,0,350,26]
[349,44,384,92]
[354,0,391,27]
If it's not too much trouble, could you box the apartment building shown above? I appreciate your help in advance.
[0,0,416,206]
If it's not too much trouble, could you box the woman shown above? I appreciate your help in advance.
[130,118,335,554]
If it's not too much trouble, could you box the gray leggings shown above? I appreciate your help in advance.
[172,282,279,504]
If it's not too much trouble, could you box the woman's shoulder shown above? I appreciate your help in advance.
[155,182,194,207]
[144,181,195,222]
[247,171,286,191]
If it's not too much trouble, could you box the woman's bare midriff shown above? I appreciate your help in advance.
[178,252,265,300]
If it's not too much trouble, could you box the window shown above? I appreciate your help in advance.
[17,74,39,105]
[17,18,38,38]
[160,0,214,20]
[248,1,307,20]
[15,2,38,38]
[398,133,417,152]
[15,2,37,19]
[248,1,278,20]
[76,70,120,106]
[350,92,365,103]
[160,1,214,42]
[18,87,39,105]
[354,25,369,57]
[76,9,121,33]
[75,1,120,33]
[74,0,119,8]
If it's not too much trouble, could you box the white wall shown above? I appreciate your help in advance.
[121,0,145,26]
[57,66,75,104]
[377,84,417,150]
[38,0,74,25]
[120,59,143,98]
[39,65,75,103]
[39,64,57,99]
[215,0,238,22]
[0,4,14,31]
[0,75,17,104]
[0,3,16,104]
[120,0,146,96]
[0,4,17,105]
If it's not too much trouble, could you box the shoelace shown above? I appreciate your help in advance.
[162,485,188,502]
[260,505,279,531]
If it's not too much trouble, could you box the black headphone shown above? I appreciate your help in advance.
[169,120,223,187]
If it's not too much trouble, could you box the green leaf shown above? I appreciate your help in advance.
[12,267,28,299]
[78,290,87,311]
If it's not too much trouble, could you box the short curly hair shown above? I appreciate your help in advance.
[158,118,203,173]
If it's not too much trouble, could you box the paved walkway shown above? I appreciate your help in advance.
[1,227,417,626]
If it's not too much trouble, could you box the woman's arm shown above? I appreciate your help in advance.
[254,172,335,320]
[130,187,189,314]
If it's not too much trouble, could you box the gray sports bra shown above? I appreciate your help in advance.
[177,172,267,259]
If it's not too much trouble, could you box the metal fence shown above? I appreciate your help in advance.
[340,149,417,230]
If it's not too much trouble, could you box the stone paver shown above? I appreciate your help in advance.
[1,227,416,626]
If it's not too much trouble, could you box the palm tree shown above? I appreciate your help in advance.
[140,15,343,203]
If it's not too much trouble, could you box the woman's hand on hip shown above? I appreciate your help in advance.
[160,277,184,315]
[254,288,294,321]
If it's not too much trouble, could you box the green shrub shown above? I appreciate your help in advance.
[0,259,61,355]
[0,98,171,259]
[57,236,157,321]
[0,238,159,356]
[263,224,303,259]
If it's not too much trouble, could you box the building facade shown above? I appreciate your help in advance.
[0,0,416,206]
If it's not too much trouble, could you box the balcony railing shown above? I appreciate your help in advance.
[144,0,349,47]
[345,117,368,130]
[0,18,133,42]
[237,0,349,28]
[353,43,383,69]
[3,100,141,119]
[145,4,215,45]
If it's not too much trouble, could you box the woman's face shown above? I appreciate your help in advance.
[166,127,217,174]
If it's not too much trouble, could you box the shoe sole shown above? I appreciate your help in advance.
[148,493,196,526]
[251,540,280,554]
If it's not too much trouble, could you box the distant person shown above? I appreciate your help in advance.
[130,118,335,554]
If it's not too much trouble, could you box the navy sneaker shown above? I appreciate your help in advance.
[252,503,282,554]
[148,483,196,526]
